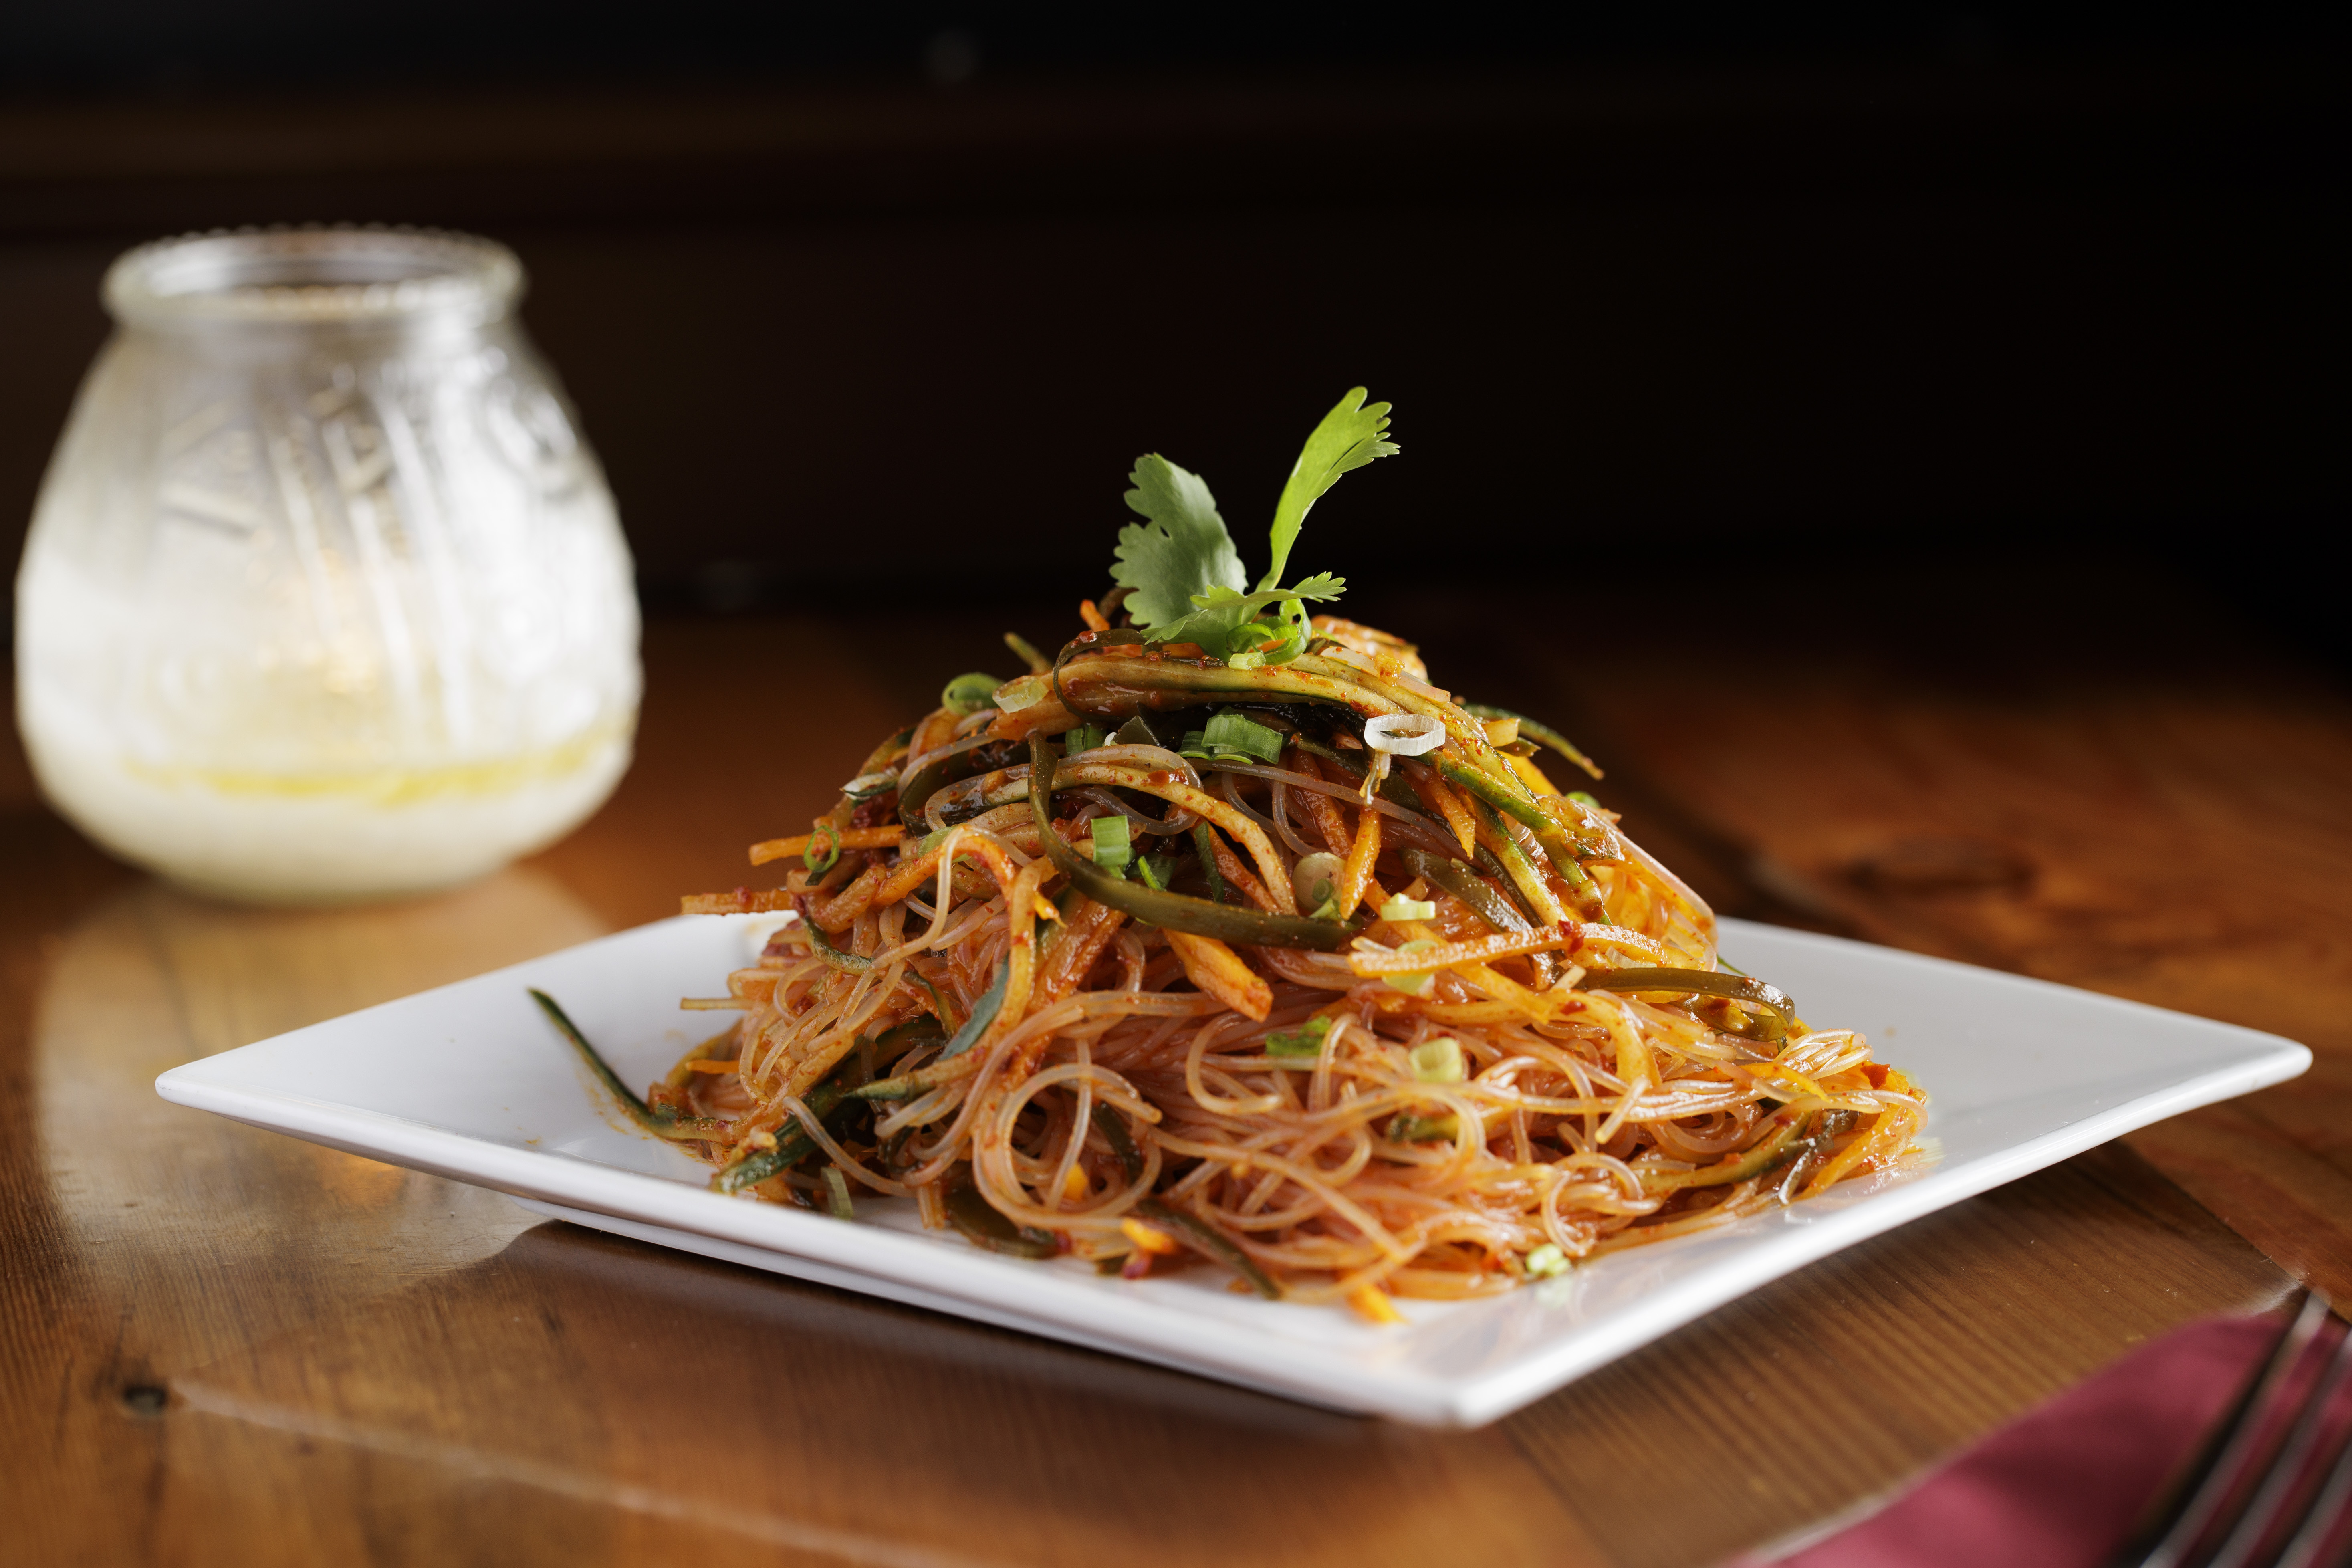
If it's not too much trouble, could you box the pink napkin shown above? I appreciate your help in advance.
[1737,1312,2294,1568]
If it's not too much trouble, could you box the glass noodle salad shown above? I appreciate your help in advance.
[534,389,1926,1320]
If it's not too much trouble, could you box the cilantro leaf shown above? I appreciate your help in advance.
[1111,454,1247,628]
[1259,388,1398,591]
[1145,574,1346,651]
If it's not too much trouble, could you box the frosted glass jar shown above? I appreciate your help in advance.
[14,228,640,903]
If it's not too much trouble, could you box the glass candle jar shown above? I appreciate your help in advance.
[14,227,640,903]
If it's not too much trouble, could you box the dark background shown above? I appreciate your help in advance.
[1,4,2343,655]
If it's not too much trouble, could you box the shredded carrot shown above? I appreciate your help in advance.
[1120,1218,1179,1255]
[1284,750,1356,855]
[1335,803,1383,920]
[1197,827,1277,911]
[1079,598,1111,632]
[811,861,891,929]
[686,1058,739,1075]
[1406,762,1479,856]
[1165,930,1273,1021]
[750,825,906,866]
[1800,1068,1924,1199]
[1349,1285,1406,1326]
[1063,1166,1091,1201]
[727,970,779,1006]
[1503,751,1561,798]
[682,888,795,915]
[1347,924,1579,975]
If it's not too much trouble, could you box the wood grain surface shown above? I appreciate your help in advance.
[3,593,2342,1567]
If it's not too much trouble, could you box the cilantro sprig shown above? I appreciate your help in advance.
[1109,388,1396,654]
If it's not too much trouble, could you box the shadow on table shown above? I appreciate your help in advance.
[165,1216,1589,1568]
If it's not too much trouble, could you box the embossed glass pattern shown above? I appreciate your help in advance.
[14,228,640,902]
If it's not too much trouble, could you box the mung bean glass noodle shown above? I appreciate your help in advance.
[536,389,1926,1322]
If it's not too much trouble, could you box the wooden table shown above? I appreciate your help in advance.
[7,588,2348,1566]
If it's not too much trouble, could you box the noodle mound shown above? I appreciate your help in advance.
[663,613,1925,1314]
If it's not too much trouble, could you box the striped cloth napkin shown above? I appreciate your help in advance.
[1736,1312,2297,1568]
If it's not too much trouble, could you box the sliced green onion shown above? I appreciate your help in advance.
[1568,791,1601,808]
[1137,853,1176,891]
[941,672,1003,716]
[1088,814,1133,874]
[1063,724,1109,755]
[1388,1112,1458,1143]
[1261,618,1308,667]
[804,823,842,875]
[994,674,1049,712]
[1202,710,1284,763]
[1265,1016,1330,1061]
[1523,1243,1569,1278]
[1291,851,1344,912]
[1363,712,1445,757]
[1179,730,1210,758]
[1408,1037,1465,1083]
[821,1165,855,1220]
[1379,893,1438,922]
[1380,938,1442,996]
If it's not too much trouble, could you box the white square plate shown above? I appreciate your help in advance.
[155,914,2307,1427]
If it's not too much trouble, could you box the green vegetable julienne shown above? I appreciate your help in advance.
[938,961,1011,1059]
[531,988,718,1142]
